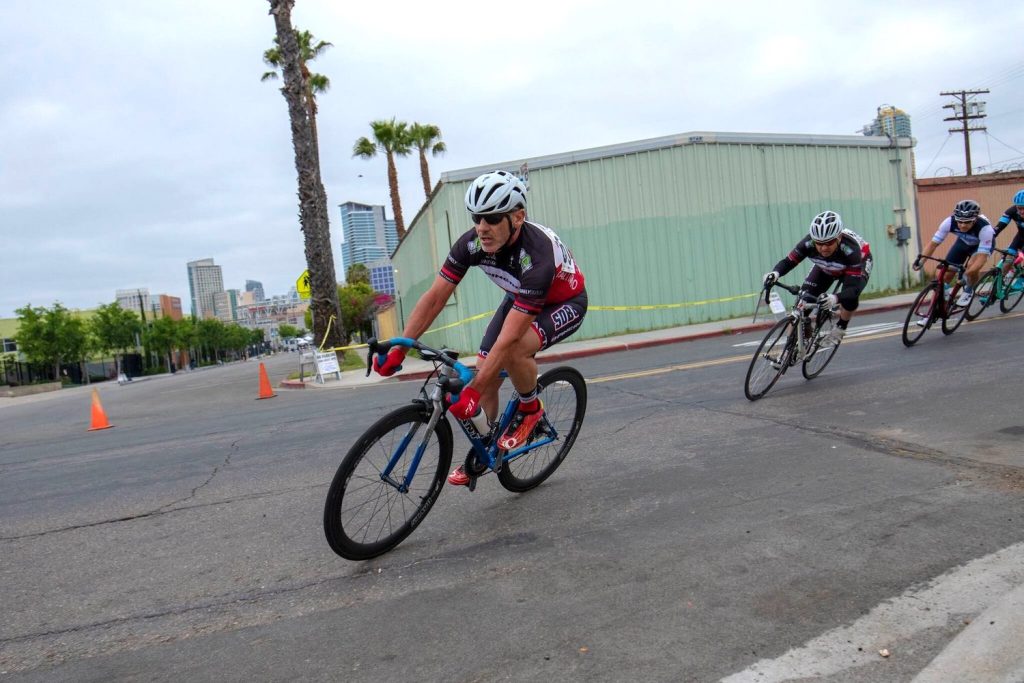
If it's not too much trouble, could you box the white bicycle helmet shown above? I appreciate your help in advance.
[464,170,528,215]
[809,210,843,242]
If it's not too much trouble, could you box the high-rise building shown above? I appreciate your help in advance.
[367,258,397,296]
[116,288,157,322]
[213,289,240,323]
[187,258,225,320]
[861,105,912,138]
[339,202,399,276]
[158,294,183,321]
[245,280,265,302]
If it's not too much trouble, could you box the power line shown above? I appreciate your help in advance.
[922,134,954,177]
[985,131,1024,158]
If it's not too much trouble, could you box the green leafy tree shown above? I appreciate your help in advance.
[408,122,446,199]
[345,263,370,286]
[144,316,180,371]
[265,0,345,352]
[91,302,142,374]
[337,282,377,342]
[278,323,301,339]
[196,318,228,363]
[353,118,411,239]
[14,303,90,381]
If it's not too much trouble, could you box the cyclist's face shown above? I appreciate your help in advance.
[814,237,839,257]
[474,209,524,253]
[955,218,975,229]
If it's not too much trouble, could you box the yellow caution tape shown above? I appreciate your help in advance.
[318,291,760,353]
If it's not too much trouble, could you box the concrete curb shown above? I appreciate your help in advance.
[394,300,912,382]
[912,582,1024,683]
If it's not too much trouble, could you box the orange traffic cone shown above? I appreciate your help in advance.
[257,362,276,400]
[88,389,114,431]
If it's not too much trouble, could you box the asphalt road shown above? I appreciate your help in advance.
[3,307,1024,682]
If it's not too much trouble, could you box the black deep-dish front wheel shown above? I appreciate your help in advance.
[902,283,938,347]
[497,367,587,493]
[1001,270,1024,313]
[324,404,453,561]
[744,317,795,400]
[802,314,840,380]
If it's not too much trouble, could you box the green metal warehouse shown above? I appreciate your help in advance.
[391,131,916,353]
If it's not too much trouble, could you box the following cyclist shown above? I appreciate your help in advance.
[992,189,1024,290]
[762,210,873,346]
[913,199,994,308]
[371,170,588,486]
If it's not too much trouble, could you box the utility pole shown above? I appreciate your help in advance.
[941,89,988,176]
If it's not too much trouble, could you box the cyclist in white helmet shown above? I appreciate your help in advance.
[762,210,873,345]
[371,169,588,487]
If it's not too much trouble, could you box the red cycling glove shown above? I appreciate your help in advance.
[449,386,481,419]
[372,347,407,377]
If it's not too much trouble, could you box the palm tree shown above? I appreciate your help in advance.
[408,123,446,199]
[266,0,344,352]
[262,28,332,164]
[353,118,411,239]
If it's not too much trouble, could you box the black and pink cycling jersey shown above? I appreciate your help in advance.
[440,221,586,315]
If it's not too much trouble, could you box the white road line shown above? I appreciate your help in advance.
[732,321,903,347]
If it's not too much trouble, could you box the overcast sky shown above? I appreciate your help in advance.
[2,0,1022,318]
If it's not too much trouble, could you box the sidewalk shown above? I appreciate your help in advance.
[279,292,919,391]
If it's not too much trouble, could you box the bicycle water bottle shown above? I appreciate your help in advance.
[467,407,490,438]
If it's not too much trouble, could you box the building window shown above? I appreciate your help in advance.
[2,338,17,353]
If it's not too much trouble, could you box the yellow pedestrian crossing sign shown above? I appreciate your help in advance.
[296,270,311,299]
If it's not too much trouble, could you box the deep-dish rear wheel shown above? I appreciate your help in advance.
[497,367,587,493]
[942,283,970,335]
[965,270,997,321]
[324,404,453,561]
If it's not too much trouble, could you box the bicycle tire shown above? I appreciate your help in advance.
[744,317,795,400]
[324,404,453,561]
[1000,270,1024,313]
[942,283,970,335]
[965,270,997,321]
[497,366,587,493]
[902,283,938,347]
[802,313,840,380]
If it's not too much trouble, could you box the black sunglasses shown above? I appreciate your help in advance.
[471,213,507,225]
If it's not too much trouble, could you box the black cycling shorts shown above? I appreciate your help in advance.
[479,289,588,358]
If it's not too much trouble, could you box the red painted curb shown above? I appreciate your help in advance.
[395,300,911,380]
[279,379,306,389]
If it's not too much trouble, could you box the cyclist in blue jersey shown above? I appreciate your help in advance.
[913,199,994,306]
[371,170,588,486]
[992,189,1024,291]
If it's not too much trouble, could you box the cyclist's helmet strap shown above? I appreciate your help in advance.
[809,210,843,242]
[953,199,980,220]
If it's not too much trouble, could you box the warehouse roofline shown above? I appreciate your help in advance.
[440,131,915,182]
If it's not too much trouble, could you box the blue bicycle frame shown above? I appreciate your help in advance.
[370,337,559,491]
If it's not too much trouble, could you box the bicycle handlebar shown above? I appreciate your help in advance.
[365,337,474,389]
[913,254,966,273]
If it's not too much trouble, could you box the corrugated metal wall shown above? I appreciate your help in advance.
[914,171,1024,274]
[393,132,917,354]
